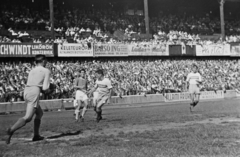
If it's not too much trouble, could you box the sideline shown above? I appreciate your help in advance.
[1,97,239,116]
[105,97,229,109]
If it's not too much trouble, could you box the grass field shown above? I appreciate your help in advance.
[0,98,240,157]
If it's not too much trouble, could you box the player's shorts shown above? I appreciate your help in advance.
[189,84,200,94]
[96,94,109,108]
[92,92,99,107]
[75,90,88,101]
[73,99,78,107]
[24,86,41,108]
[93,92,98,100]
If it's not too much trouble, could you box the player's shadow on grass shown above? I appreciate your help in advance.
[46,130,82,139]
[108,119,122,122]
[190,110,203,115]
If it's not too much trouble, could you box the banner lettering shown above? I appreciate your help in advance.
[0,43,54,57]
[94,44,128,56]
[230,44,240,57]
[58,43,93,57]
[165,91,224,102]
[196,44,230,56]
[128,44,169,56]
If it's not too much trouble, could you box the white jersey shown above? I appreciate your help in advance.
[186,72,202,85]
[95,78,112,96]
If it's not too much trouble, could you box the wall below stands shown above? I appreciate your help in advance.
[0,90,238,114]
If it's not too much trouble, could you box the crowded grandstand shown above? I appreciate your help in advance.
[0,0,240,103]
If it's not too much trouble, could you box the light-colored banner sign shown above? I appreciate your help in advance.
[94,44,128,56]
[128,44,169,56]
[0,43,54,57]
[196,44,230,56]
[58,43,93,57]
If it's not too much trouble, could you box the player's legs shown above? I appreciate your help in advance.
[93,98,97,111]
[95,104,103,123]
[192,85,200,107]
[189,93,195,111]
[75,100,82,121]
[33,105,44,141]
[75,91,82,121]
[193,93,200,107]
[189,85,195,110]
[6,102,36,144]
[80,99,88,121]
[95,96,108,122]
[93,92,98,112]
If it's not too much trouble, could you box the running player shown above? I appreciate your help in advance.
[6,55,51,144]
[88,69,112,122]
[186,64,202,112]
[74,69,88,122]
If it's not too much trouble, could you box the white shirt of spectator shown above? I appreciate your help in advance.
[186,72,202,85]
[95,78,112,95]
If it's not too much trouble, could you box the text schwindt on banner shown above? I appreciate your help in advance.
[0,43,54,57]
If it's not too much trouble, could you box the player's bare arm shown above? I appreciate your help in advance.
[107,88,112,104]
[42,69,51,91]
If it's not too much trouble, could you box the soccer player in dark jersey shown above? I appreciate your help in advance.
[6,55,51,144]
[74,69,88,122]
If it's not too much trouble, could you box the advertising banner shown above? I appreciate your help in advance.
[224,90,236,98]
[94,44,128,57]
[164,92,190,102]
[58,43,93,57]
[164,91,224,102]
[128,44,169,56]
[184,45,196,56]
[196,44,231,56]
[0,43,54,57]
[200,91,224,99]
[230,43,240,57]
[168,45,182,56]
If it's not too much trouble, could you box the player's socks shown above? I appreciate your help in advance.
[33,119,41,138]
[96,110,102,123]
[6,128,13,144]
[193,101,199,107]
[99,111,102,120]
[32,135,44,142]
[190,102,193,112]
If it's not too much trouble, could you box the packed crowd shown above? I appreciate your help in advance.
[1,5,240,44]
[0,58,240,103]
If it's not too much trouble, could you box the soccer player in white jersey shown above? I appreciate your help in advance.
[6,55,51,144]
[88,69,112,122]
[186,64,202,112]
